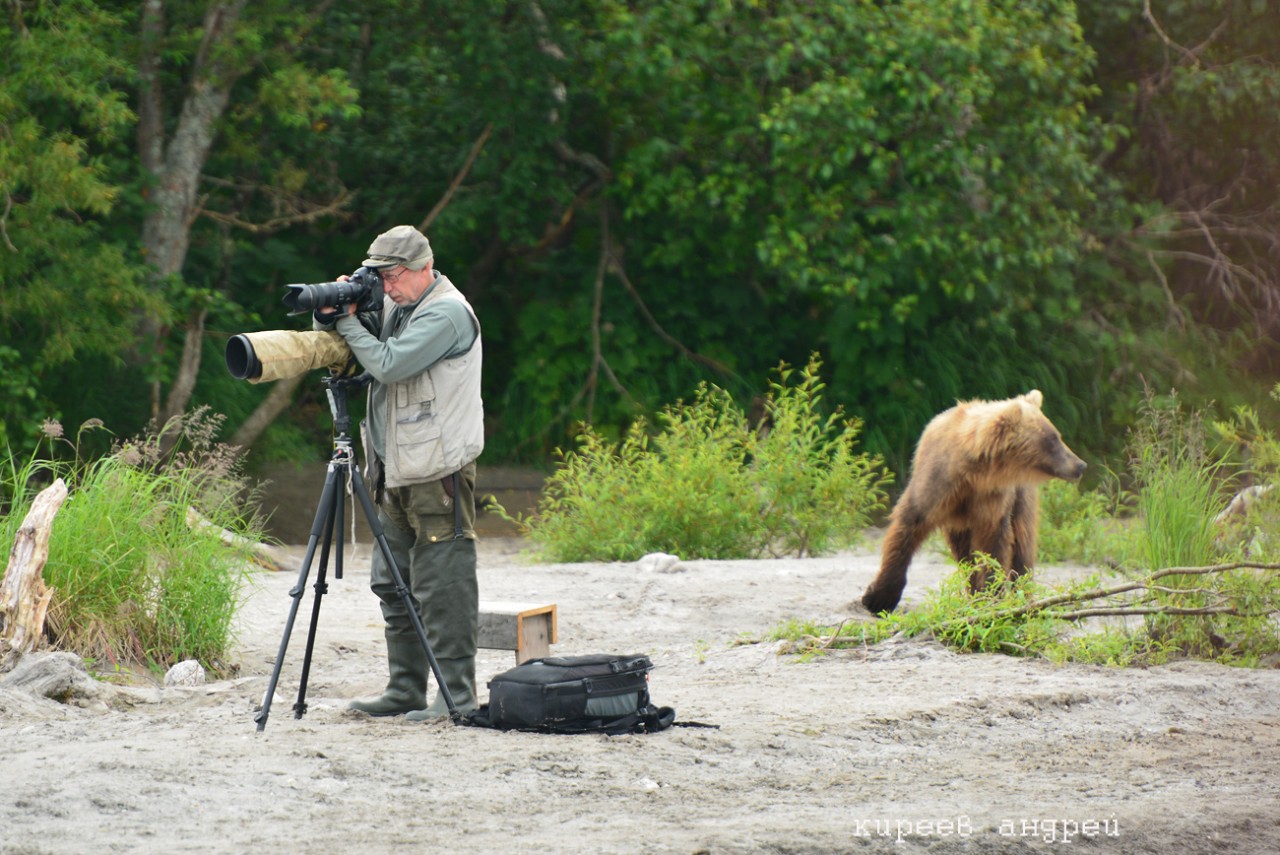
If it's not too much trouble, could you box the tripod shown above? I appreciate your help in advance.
[254,374,457,731]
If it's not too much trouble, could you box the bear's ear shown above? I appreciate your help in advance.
[1022,390,1044,409]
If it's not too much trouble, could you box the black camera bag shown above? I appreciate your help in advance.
[466,653,675,735]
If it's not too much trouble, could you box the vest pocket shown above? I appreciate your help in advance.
[397,371,437,408]
[393,410,444,478]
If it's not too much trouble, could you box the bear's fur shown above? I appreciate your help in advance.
[860,390,1086,614]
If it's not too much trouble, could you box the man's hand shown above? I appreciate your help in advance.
[315,280,358,325]
[317,275,358,320]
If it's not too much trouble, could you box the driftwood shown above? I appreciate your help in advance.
[185,506,291,572]
[0,650,102,703]
[0,478,67,668]
[0,649,168,710]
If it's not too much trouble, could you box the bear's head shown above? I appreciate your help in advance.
[973,390,1087,485]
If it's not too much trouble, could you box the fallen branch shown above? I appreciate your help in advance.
[1052,605,1259,621]
[963,562,1280,625]
[185,507,290,572]
[801,562,1280,651]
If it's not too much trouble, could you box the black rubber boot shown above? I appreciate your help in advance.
[405,656,477,721]
[347,636,428,717]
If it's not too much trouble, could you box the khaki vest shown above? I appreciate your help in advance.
[379,276,484,488]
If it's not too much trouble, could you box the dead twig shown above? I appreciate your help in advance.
[420,123,493,233]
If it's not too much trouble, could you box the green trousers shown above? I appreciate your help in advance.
[371,468,478,686]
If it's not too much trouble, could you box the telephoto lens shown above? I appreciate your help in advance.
[225,330,353,382]
[281,267,382,315]
[282,280,361,314]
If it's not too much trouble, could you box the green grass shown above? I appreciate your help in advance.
[773,558,1280,667]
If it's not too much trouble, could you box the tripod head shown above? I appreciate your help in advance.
[322,372,372,440]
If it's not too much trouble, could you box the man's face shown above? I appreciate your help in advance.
[380,264,429,305]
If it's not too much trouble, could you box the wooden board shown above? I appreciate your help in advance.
[477,601,558,664]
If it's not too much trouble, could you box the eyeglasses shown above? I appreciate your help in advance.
[381,267,407,285]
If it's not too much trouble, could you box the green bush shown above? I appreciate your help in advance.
[1036,477,1129,566]
[505,356,891,561]
[750,359,895,557]
[1,410,265,677]
[1038,390,1239,571]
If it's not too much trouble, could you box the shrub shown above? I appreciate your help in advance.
[505,355,891,561]
[1036,477,1129,566]
[750,359,894,557]
[1212,384,1280,562]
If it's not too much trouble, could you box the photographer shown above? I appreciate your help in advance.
[315,225,484,720]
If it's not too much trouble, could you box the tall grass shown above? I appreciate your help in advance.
[1,410,264,677]
[1122,393,1231,656]
[1129,394,1224,570]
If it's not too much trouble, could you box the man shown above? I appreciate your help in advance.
[315,224,484,720]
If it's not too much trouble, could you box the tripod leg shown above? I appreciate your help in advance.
[293,473,341,719]
[347,465,460,721]
[334,471,346,581]
[254,463,343,732]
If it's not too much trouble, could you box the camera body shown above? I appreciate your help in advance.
[282,266,385,316]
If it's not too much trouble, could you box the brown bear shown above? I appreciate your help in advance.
[860,390,1086,614]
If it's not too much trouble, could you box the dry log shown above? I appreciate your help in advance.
[185,506,290,571]
[0,650,102,702]
[1,478,68,666]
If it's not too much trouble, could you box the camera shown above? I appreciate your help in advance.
[226,265,386,383]
[282,266,384,316]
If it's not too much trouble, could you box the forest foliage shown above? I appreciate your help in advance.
[2,0,1278,484]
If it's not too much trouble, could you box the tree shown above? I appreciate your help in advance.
[130,0,360,434]
[10,0,1251,485]
[514,0,1113,467]
[0,0,156,453]
[1079,0,1280,378]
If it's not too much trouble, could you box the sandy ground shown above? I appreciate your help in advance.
[3,526,1280,855]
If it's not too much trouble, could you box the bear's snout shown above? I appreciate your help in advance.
[1058,452,1087,482]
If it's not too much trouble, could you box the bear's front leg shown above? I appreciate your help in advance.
[862,503,931,614]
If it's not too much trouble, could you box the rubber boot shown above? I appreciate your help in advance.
[347,636,428,717]
[406,657,477,721]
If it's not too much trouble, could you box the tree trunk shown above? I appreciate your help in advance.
[229,373,308,450]
[0,479,68,669]
[137,0,249,422]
